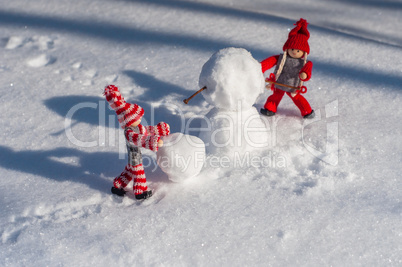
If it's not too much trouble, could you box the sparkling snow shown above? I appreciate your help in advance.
[0,0,401,266]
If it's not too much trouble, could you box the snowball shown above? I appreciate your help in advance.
[157,133,206,182]
[199,47,265,111]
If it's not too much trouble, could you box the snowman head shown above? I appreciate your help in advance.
[199,47,265,111]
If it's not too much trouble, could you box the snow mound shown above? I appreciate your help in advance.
[157,133,206,182]
[199,47,265,111]
[5,36,26,50]
[26,54,55,67]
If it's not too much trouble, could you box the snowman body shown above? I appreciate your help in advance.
[198,48,269,159]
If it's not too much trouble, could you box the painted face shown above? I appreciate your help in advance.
[129,118,142,127]
[287,49,304,59]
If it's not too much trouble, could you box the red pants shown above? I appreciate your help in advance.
[113,164,148,196]
[264,89,312,116]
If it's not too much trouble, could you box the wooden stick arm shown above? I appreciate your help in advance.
[183,86,207,104]
[265,80,300,91]
[265,79,307,94]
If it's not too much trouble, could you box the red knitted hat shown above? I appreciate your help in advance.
[104,85,144,128]
[283,18,310,54]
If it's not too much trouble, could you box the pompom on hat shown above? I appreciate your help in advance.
[283,18,310,54]
[104,85,144,128]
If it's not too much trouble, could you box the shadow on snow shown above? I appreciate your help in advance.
[0,145,167,192]
[0,6,400,90]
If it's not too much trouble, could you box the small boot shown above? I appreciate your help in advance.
[303,110,315,119]
[135,190,153,200]
[260,108,275,117]
[111,187,126,196]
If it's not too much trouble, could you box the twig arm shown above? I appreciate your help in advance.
[183,86,207,104]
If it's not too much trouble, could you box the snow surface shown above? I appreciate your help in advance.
[0,0,401,266]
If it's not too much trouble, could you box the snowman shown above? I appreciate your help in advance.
[157,47,269,181]
[198,47,269,160]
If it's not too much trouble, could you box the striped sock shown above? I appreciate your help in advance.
[132,164,148,195]
[113,164,135,189]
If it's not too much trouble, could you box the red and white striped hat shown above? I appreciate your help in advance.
[104,85,144,128]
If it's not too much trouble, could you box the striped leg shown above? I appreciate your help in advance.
[113,164,135,190]
[132,163,148,196]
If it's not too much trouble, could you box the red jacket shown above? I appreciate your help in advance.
[261,55,313,81]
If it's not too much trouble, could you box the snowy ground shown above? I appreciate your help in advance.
[1,0,401,266]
